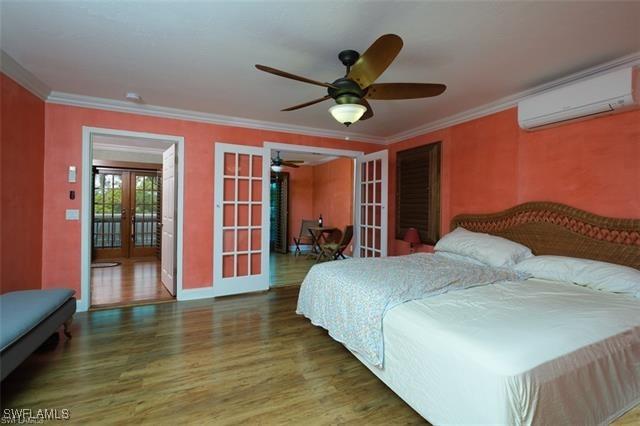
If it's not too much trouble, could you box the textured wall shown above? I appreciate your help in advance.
[389,108,640,255]
[1,74,45,293]
[42,103,379,298]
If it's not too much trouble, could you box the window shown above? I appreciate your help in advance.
[395,142,441,245]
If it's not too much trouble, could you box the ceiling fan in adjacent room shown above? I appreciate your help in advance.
[255,34,446,127]
[271,151,303,172]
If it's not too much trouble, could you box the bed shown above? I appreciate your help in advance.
[297,202,640,425]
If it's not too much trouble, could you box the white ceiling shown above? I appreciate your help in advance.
[2,1,639,140]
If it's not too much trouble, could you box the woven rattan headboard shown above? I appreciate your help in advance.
[450,202,640,270]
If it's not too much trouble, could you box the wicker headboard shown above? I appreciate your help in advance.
[450,202,640,270]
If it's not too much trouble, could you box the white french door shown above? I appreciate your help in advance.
[161,145,176,295]
[355,150,388,258]
[213,143,268,296]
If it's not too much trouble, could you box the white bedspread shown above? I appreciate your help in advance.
[354,278,640,425]
[296,254,523,366]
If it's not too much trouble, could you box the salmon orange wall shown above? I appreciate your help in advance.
[388,107,640,255]
[312,157,354,240]
[1,74,45,293]
[42,103,381,298]
[285,158,353,250]
[286,165,314,244]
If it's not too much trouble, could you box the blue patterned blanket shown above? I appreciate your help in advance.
[296,253,525,367]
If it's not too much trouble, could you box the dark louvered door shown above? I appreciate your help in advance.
[270,172,289,254]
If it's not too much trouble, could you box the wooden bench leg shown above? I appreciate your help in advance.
[63,317,73,339]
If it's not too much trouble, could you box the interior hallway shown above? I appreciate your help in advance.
[91,257,173,308]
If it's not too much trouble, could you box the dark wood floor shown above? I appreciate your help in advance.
[270,252,316,288]
[1,286,424,424]
[2,285,638,424]
[91,257,173,307]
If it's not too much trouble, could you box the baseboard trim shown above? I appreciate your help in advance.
[178,286,217,301]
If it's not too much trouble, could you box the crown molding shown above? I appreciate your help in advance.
[1,50,51,100]
[93,142,166,155]
[10,49,633,146]
[46,91,388,145]
[385,51,640,144]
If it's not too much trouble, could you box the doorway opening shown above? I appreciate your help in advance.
[266,147,358,288]
[82,130,183,309]
[211,141,386,299]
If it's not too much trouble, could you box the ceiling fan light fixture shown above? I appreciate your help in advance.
[271,164,283,173]
[329,103,367,127]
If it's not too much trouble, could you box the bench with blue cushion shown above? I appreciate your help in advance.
[0,289,76,380]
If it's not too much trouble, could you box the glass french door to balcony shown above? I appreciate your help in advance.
[93,167,160,259]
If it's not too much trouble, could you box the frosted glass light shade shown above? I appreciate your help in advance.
[271,164,283,172]
[329,103,367,126]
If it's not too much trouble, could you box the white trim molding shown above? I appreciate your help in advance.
[1,50,51,100]
[79,127,185,312]
[178,287,217,301]
[47,91,387,145]
[264,141,364,159]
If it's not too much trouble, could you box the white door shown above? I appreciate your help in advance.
[355,150,388,258]
[213,143,268,296]
[161,144,176,295]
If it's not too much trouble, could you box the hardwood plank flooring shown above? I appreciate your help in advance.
[2,286,638,424]
[270,252,316,288]
[0,287,424,424]
[91,257,173,307]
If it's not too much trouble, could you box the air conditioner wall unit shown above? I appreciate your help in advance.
[518,66,639,131]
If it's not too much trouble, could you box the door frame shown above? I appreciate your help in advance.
[80,127,185,312]
[262,142,365,284]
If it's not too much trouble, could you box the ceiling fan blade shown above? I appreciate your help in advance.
[256,65,337,90]
[285,160,305,163]
[365,83,446,100]
[282,161,300,168]
[347,34,403,89]
[360,99,374,121]
[281,95,332,111]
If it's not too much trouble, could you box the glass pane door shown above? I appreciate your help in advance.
[356,150,388,258]
[92,169,128,259]
[130,172,161,257]
[213,143,268,297]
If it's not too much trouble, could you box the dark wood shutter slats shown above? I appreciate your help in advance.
[270,172,289,254]
[395,142,441,245]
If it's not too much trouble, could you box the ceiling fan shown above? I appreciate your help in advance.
[271,151,303,172]
[255,34,446,127]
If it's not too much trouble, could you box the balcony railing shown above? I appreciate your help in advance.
[93,213,158,248]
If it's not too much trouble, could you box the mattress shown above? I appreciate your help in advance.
[353,278,640,425]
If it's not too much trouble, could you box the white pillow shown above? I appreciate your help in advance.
[433,251,487,266]
[434,227,533,268]
[514,255,640,297]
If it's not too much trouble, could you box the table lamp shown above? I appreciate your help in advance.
[403,228,421,253]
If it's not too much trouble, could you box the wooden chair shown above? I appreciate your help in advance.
[316,225,353,263]
[293,219,317,255]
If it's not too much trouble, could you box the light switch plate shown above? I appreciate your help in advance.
[65,209,80,220]
[68,166,77,183]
